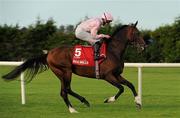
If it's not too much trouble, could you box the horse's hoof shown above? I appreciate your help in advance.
[134,96,141,109]
[104,96,116,103]
[69,106,79,113]
[104,99,109,103]
[135,103,142,110]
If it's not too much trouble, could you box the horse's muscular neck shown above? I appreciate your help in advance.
[108,28,129,60]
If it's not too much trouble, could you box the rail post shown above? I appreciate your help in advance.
[138,66,142,105]
[20,72,25,104]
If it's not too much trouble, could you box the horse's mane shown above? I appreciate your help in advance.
[111,25,128,37]
[104,25,128,44]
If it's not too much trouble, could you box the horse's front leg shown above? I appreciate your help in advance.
[117,75,141,109]
[104,74,124,103]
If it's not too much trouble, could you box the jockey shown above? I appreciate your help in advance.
[75,12,113,60]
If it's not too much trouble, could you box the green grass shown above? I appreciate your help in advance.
[0,67,180,118]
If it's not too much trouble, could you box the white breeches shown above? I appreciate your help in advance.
[75,27,98,45]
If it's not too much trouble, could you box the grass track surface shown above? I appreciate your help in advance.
[0,67,180,118]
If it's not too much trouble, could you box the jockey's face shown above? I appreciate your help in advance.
[106,20,112,24]
[102,19,112,25]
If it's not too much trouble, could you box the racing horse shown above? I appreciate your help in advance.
[2,21,146,113]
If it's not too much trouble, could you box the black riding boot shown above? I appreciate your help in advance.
[93,41,102,79]
[93,41,101,60]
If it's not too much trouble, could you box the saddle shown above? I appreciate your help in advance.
[72,43,107,67]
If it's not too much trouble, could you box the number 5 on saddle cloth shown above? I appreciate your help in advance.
[72,43,107,78]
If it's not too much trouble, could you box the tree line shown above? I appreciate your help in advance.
[0,16,179,62]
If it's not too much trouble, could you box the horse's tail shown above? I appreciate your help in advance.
[2,54,48,83]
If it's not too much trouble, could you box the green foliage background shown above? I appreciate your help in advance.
[0,16,180,62]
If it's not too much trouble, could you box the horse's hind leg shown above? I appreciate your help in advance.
[61,71,90,107]
[58,70,90,112]
[49,66,78,113]
[117,75,141,109]
[60,71,80,113]
[104,74,124,103]
[68,90,90,107]
[60,80,78,113]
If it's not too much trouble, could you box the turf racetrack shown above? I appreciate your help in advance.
[0,67,180,118]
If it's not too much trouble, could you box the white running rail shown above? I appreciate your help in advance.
[0,61,25,105]
[125,63,180,105]
[0,62,180,106]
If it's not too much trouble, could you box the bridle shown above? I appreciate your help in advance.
[128,26,145,50]
[128,26,138,45]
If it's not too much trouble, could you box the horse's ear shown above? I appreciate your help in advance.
[134,21,138,27]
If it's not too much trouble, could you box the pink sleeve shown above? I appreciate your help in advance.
[90,20,101,39]
[91,27,99,38]
[90,20,109,39]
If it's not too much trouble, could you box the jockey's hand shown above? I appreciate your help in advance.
[105,35,111,39]
[97,34,111,39]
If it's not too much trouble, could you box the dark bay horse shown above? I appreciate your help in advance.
[2,22,146,113]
